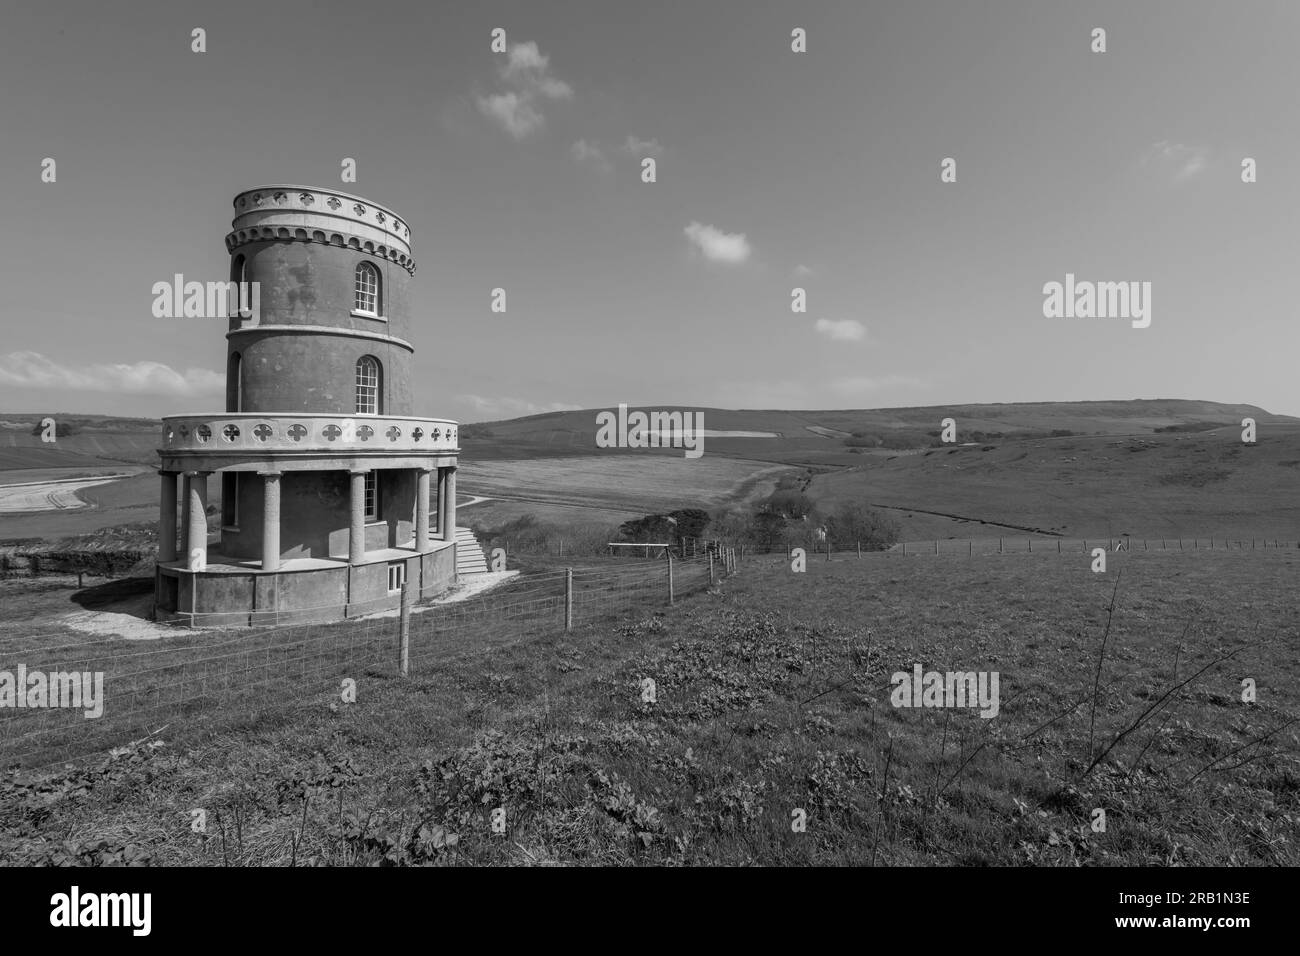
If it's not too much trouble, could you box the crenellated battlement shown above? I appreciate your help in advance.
[224,185,416,274]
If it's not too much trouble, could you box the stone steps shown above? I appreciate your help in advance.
[455,527,489,575]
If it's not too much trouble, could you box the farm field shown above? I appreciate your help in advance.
[456,456,792,526]
[814,424,1300,542]
[0,417,159,471]
[2,547,1295,865]
[0,474,137,514]
[0,471,158,539]
[464,399,1296,467]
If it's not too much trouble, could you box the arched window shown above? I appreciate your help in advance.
[354,261,380,316]
[228,352,243,413]
[355,356,381,414]
[230,254,246,284]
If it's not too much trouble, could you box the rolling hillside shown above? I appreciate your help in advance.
[463,400,1294,466]
[2,401,1296,543]
[812,422,1300,540]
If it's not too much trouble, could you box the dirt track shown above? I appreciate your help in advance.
[0,475,131,514]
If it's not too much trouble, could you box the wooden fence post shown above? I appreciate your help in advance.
[398,581,411,677]
[667,552,674,605]
[857,541,862,558]
[564,568,573,631]
[708,552,715,586]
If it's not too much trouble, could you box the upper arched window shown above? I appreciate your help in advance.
[354,262,381,316]
[355,356,381,415]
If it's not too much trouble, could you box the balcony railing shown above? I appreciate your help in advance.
[161,413,458,455]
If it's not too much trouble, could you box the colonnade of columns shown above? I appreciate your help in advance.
[158,464,457,572]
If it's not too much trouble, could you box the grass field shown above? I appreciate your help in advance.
[815,424,1300,542]
[457,456,792,529]
[3,548,1295,865]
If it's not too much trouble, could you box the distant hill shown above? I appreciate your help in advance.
[463,400,1296,464]
[0,414,159,471]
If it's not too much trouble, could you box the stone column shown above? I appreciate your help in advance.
[444,466,457,543]
[185,471,209,570]
[158,471,178,562]
[435,468,446,537]
[261,472,281,572]
[181,473,193,549]
[349,470,367,565]
[415,468,431,551]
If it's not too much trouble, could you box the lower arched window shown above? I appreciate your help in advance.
[355,356,380,414]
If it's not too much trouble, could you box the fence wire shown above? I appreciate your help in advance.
[0,551,736,770]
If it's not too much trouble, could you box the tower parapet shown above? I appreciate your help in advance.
[225,186,415,273]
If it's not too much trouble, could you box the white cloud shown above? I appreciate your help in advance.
[814,318,866,342]
[620,135,664,156]
[457,394,583,420]
[476,92,544,140]
[502,41,573,100]
[1142,140,1208,183]
[571,138,613,174]
[479,40,572,139]
[830,374,926,395]
[0,351,223,396]
[683,221,752,264]
[794,264,815,278]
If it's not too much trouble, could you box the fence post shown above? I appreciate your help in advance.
[999,537,1003,554]
[398,581,411,677]
[934,539,938,554]
[667,551,674,605]
[564,568,573,631]
[1028,538,1032,553]
[969,540,973,556]
[857,541,862,558]
[708,551,716,586]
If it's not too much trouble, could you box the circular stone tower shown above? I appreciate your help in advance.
[154,186,464,626]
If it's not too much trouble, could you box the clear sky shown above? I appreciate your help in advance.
[1,0,1296,421]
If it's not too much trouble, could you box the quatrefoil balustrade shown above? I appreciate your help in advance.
[196,425,212,443]
[287,423,308,442]
[357,425,374,441]
[253,424,273,442]
[222,424,240,442]
[322,424,343,441]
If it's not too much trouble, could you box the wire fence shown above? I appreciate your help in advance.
[0,548,741,770]
[887,536,1300,556]
[769,535,1300,558]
